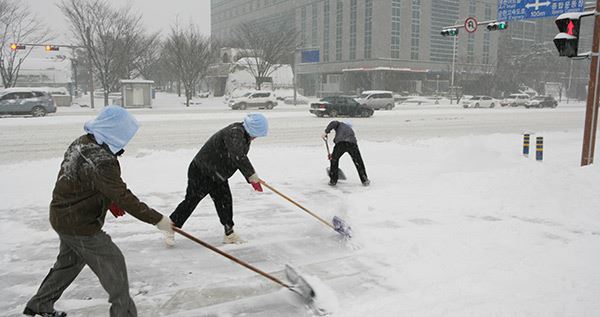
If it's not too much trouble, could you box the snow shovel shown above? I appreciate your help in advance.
[324,139,347,181]
[172,227,326,314]
[261,180,352,238]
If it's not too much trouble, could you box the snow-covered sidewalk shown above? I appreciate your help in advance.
[1,131,599,316]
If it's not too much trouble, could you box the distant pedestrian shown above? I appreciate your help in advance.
[167,113,268,245]
[321,120,369,186]
[24,106,174,317]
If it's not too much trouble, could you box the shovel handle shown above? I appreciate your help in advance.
[261,181,335,230]
[173,227,290,289]
[324,139,331,156]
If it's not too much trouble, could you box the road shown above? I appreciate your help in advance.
[0,98,587,164]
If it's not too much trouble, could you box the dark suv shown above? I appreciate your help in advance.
[0,89,56,117]
[310,96,374,118]
[525,95,558,108]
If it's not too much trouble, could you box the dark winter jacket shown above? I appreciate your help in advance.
[191,122,256,182]
[325,121,357,144]
[49,134,163,235]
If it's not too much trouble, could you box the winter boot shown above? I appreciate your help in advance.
[223,232,245,244]
[362,179,370,186]
[328,180,337,186]
[23,307,67,317]
[163,230,175,247]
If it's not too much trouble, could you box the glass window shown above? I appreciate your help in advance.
[411,0,421,60]
[335,0,343,61]
[323,0,330,62]
[364,0,373,59]
[391,0,401,59]
[349,0,357,60]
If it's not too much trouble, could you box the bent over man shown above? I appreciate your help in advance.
[168,113,268,245]
[322,120,369,186]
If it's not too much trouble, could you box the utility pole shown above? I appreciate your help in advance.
[580,0,600,166]
[451,35,457,104]
[567,59,573,103]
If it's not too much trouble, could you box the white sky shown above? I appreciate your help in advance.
[21,0,211,56]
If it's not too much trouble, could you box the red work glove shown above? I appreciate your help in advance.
[251,182,263,192]
[248,173,263,192]
[109,203,126,218]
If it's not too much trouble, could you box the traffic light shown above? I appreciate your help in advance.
[441,28,459,37]
[9,43,26,51]
[553,14,582,57]
[45,45,59,52]
[486,21,508,31]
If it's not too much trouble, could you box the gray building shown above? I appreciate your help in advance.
[212,0,500,96]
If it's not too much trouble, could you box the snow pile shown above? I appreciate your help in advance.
[0,127,599,316]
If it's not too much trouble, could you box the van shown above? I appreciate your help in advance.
[356,90,395,110]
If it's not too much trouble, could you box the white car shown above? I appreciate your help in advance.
[501,93,530,107]
[462,95,498,108]
[228,91,278,110]
[356,90,395,110]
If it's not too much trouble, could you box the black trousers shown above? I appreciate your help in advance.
[329,141,368,183]
[170,163,234,229]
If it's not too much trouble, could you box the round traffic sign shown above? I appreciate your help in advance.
[464,17,478,33]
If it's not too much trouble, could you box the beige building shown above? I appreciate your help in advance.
[211,0,500,96]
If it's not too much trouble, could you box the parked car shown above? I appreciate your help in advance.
[462,95,498,108]
[309,96,374,117]
[228,91,278,110]
[501,93,530,107]
[356,90,395,110]
[0,88,56,117]
[398,95,431,105]
[525,95,558,108]
[283,94,310,105]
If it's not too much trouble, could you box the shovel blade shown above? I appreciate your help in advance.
[332,216,352,238]
[326,167,347,181]
[285,265,330,316]
[285,265,316,302]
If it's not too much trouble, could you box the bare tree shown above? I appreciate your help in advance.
[234,22,298,90]
[130,33,161,80]
[163,23,211,107]
[0,0,51,88]
[59,0,152,106]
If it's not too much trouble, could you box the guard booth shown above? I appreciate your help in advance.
[119,79,154,108]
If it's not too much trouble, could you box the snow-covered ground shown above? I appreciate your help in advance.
[1,94,599,316]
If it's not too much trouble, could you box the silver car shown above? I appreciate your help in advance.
[356,90,395,110]
[0,89,56,117]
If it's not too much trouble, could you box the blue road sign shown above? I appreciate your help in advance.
[301,50,319,63]
[498,0,585,21]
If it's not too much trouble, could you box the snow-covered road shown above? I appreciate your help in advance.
[1,96,599,316]
[0,97,587,164]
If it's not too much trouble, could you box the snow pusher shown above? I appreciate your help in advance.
[324,139,347,180]
[173,227,327,314]
[260,180,352,238]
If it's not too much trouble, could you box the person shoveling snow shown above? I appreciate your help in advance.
[321,120,370,187]
[23,106,174,317]
[168,113,268,246]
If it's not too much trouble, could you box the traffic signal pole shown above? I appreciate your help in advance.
[580,0,600,166]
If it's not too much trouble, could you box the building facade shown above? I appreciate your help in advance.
[211,0,500,96]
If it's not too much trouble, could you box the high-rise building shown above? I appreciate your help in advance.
[211,0,500,96]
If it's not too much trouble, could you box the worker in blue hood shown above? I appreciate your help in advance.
[24,106,174,317]
[168,113,268,246]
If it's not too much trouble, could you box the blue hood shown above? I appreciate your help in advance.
[242,113,269,137]
[84,106,139,154]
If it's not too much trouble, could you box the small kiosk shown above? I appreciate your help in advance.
[120,79,154,108]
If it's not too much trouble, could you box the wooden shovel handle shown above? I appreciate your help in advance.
[260,181,335,230]
[173,227,289,288]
